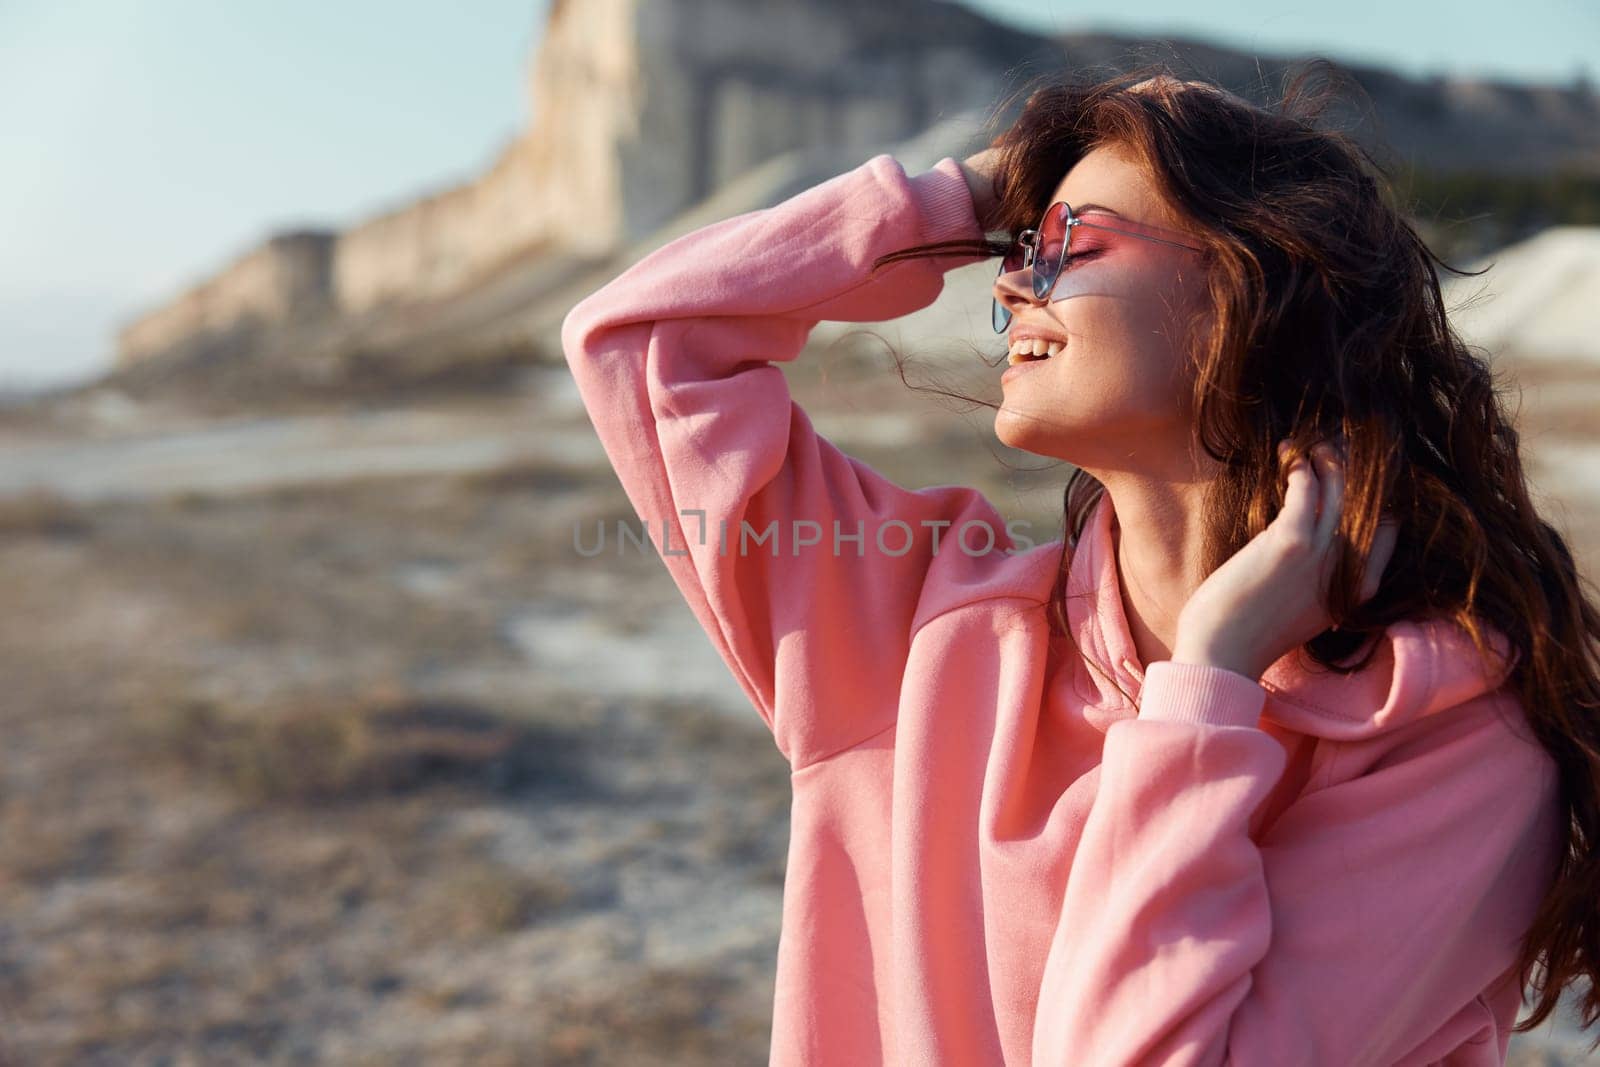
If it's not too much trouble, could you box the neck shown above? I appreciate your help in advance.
[1094,474,1215,669]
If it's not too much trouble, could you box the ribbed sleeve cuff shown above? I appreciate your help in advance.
[1138,660,1268,728]
[907,156,983,245]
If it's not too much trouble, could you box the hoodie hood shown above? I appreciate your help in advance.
[1060,491,1519,742]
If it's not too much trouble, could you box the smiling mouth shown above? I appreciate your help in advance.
[1006,338,1066,366]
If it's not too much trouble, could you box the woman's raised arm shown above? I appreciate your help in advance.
[560,153,1011,770]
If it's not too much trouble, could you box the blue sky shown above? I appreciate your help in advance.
[2,0,1595,392]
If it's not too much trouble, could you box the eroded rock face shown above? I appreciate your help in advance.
[112,0,1035,369]
[114,0,1600,372]
[117,232,337,370]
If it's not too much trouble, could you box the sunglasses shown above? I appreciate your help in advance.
[992,203,1206,332]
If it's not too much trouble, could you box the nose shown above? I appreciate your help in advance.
[992,264,1045,330]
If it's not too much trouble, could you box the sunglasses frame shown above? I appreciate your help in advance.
[992,203,1206,333]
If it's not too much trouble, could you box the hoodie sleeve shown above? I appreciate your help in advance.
[1031,659,1564,1066]
[559,153,1002,770]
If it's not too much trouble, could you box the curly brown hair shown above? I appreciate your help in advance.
[869,59,1600,1043]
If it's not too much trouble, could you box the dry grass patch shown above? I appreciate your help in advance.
[407,857,581,943]
[534,959,772,1066]
[0,488,91,538]
[456,458,592,495]
[126,681,594,805]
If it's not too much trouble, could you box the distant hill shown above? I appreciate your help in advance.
[1441,226,1600,366]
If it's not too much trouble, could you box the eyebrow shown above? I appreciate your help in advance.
[1072,202,1124,218]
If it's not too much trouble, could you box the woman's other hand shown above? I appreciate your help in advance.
[958,146,1004,233]
[1171,440,1401,682]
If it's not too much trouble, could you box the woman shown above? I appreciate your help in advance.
[560,63,1599,1065]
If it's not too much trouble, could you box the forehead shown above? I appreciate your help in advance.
[1048,144,1176,230]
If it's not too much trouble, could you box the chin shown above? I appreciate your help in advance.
[994,406,1078,461]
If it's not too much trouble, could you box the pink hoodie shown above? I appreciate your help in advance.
[559,152,1565,1065]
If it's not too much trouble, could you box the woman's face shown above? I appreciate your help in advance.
[992,143,1213,477]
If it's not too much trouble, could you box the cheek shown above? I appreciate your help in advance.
[1060,302,1191,408]
[1051,259,1199,394]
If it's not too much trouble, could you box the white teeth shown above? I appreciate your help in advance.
[1006,337,1066,365]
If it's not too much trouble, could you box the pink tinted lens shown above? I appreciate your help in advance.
[1032,204,1070,298]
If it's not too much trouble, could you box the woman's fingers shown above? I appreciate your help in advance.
[1313,442,1345,545]
[1361,516,1401,603]
[1276,439,1346,548]
[1276,437,1397,614]
[1276,440,1321,546]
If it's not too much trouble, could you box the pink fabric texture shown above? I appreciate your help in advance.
[560,153,1565,1065]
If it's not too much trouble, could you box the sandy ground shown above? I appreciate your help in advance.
[0,348,1596,1063]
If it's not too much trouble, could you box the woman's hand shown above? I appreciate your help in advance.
[958,146,1004,233]
[1170,439,1400,682]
